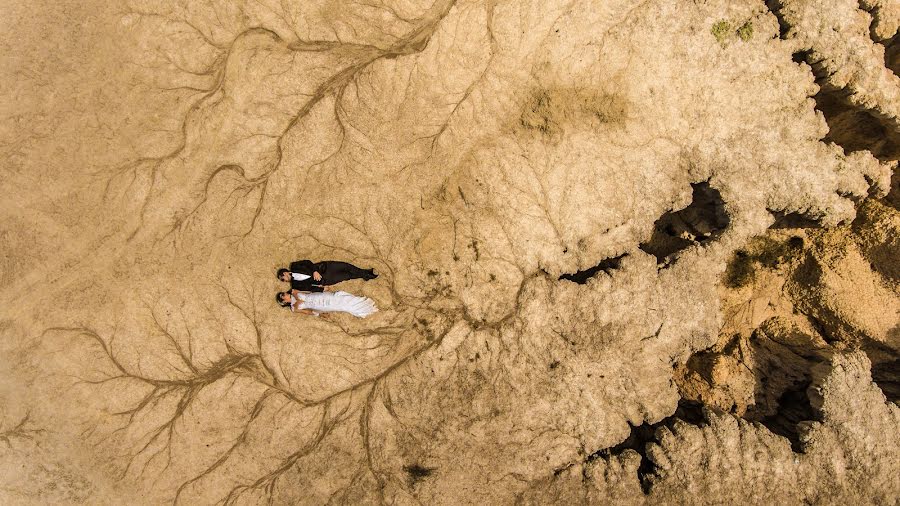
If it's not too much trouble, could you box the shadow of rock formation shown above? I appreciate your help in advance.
[639,182,730,266]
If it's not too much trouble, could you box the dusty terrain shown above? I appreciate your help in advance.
[1,0,898,504]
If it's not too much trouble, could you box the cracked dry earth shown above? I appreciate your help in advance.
[1,0,899,504]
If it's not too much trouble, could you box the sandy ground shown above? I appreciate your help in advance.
[1,0,898,504]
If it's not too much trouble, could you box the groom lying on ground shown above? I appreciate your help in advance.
[277,259,377,292]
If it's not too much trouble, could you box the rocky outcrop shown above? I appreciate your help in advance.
[522,351,900,504]
[777,0,900,128]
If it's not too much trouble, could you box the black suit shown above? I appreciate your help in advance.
[288,260,374,292]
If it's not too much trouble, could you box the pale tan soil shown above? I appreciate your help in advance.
[0,0,898,504]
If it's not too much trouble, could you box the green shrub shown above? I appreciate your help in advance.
[737,21,753,41]
[712,19,753,46]
[711,20,732,46]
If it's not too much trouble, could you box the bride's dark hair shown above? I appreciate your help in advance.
[276,291,291,308]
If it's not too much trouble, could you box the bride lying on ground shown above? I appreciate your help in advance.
[277,289,378,318]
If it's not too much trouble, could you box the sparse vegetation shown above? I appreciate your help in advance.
[724,236,804,288]
[737,21,753,41]
[755,236,803,268]
[725,249,756,288]
[712,19,754,46]
[711,20,732,46]
[404,464,436,486]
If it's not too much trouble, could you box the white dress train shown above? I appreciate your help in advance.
[291,291,378,318]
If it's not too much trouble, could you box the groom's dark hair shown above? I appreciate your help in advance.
[277,268,290,279]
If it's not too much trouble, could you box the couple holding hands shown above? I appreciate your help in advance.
[276,259,379,318]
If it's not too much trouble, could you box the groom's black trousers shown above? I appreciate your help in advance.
[288,260,373,292]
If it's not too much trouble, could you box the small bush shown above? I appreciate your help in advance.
[725,250,757,288]
[403,464,435,486]
[737,21,753,41]
[756,239,789,268]
[712,19,753,46]
[724,236,804,288]
[711,20,732,46]
[756,236,804,268]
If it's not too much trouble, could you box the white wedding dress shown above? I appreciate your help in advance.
[291,291,378,318]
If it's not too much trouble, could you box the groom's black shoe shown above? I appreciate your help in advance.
[366,269,378,280]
